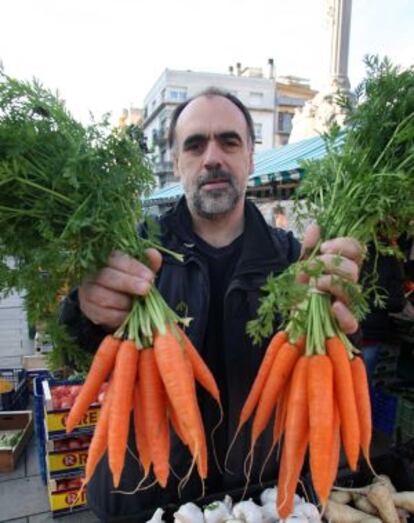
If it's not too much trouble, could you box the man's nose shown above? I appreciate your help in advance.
[203,140,223,170]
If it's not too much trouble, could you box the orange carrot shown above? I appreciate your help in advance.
[240,330,287,429]
[225,330,288,472]
[308,354,334,506]
[177,327,221,407]
[154,327,207,480]
[108,339,139,488]
[177,326,223,474]
[66,334,120,433]
[273,379,291,446]
[133,378,151,478]
[351,356,372,465]
[251,339,304,446]
[83,378,114,485]
[138,348,170,487]
[168,399,189,447]
[277,356,309,519]
[258,379,291,486]
[326,336,360,471]
[327,402,341,492]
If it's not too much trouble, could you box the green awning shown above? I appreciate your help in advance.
[248,133,344,186]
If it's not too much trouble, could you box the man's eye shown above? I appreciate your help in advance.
[185,142,204,152]
[223,139,239,148]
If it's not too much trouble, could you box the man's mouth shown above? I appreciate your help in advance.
[200,179,230,191]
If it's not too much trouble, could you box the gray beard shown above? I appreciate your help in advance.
[184,169,243,220]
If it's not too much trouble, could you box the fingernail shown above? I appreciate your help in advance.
[321,240,333,252]
[134,280,151,295]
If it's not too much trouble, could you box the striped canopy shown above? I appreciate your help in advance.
[249,133,344,186]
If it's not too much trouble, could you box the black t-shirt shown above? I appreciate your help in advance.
[193,232,244,491]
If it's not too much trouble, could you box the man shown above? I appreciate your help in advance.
[61,87,360,522]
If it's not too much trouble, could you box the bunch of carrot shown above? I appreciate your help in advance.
[240,57,414,519]
[65,322,222,494]
[236,294,372,519]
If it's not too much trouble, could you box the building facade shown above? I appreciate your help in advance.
[275,76,317,146]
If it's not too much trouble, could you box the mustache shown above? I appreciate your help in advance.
[197,168,234,188]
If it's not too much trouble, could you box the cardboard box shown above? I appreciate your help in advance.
[0,411,33,472]
[43,406,99,438]
[48,476,87,515]
[22,354,49,371]
[46,447,89,478]
[42,380,100,438]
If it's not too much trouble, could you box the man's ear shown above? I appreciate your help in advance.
[248,147,254,175]
[172,150,180,179]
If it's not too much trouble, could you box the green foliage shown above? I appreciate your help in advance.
[0,71,156,327]
[43,316,93,373]
[296,55,414,245]
[0,71,157,369]
[249,56,414,346]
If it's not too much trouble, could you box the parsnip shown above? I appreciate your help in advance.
[392,492,414,513]
[367,483,400,523]
[330,491,353,504]
[352,493,378,516]
[325,500,381,523]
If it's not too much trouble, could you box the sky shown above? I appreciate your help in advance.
[1,0,413,124]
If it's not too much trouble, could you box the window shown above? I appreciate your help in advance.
[254,122,263,143]
[278,111,293,133]
[169,87,187,102]
[249,91,264,106]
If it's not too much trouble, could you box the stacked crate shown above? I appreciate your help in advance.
[34,377,103,516]
[0,368,29,411]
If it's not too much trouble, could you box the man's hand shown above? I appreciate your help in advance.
[78,248,162,330]
[301,224,363,335]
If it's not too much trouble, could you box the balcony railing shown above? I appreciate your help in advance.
[152,128,168,146]
[153,161,173,174]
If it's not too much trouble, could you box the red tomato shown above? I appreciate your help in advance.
[56,480,68,491]
[67,479,82,489]
[69,385,82,397]
[67,439,82,450]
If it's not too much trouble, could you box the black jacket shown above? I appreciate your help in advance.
[60,197,301,522]
[361,243,406,342]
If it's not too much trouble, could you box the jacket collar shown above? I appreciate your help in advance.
[160,196,288,274]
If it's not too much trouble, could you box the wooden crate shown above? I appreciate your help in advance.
[0,411,33,472]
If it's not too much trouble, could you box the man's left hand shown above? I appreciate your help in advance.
[300,224,364,334]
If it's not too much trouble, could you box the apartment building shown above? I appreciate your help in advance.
[275,76,317,146]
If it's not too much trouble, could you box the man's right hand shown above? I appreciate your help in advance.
[78,248,162,330]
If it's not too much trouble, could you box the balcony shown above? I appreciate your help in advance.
[153,161,174,175]
[152,127,168,147]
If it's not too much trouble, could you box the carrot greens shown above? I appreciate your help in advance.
[0,70,186,364]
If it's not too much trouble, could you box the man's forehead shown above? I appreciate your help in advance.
[175,95,248,139]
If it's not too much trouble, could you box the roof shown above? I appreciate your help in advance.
[144,134,344,205]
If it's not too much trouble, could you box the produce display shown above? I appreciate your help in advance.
[54,477,84,492]
[145,487,322,522]
[0,429,23,449]
[51,435,92,451]
[327,475,414,523]
[49,383,107,410]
